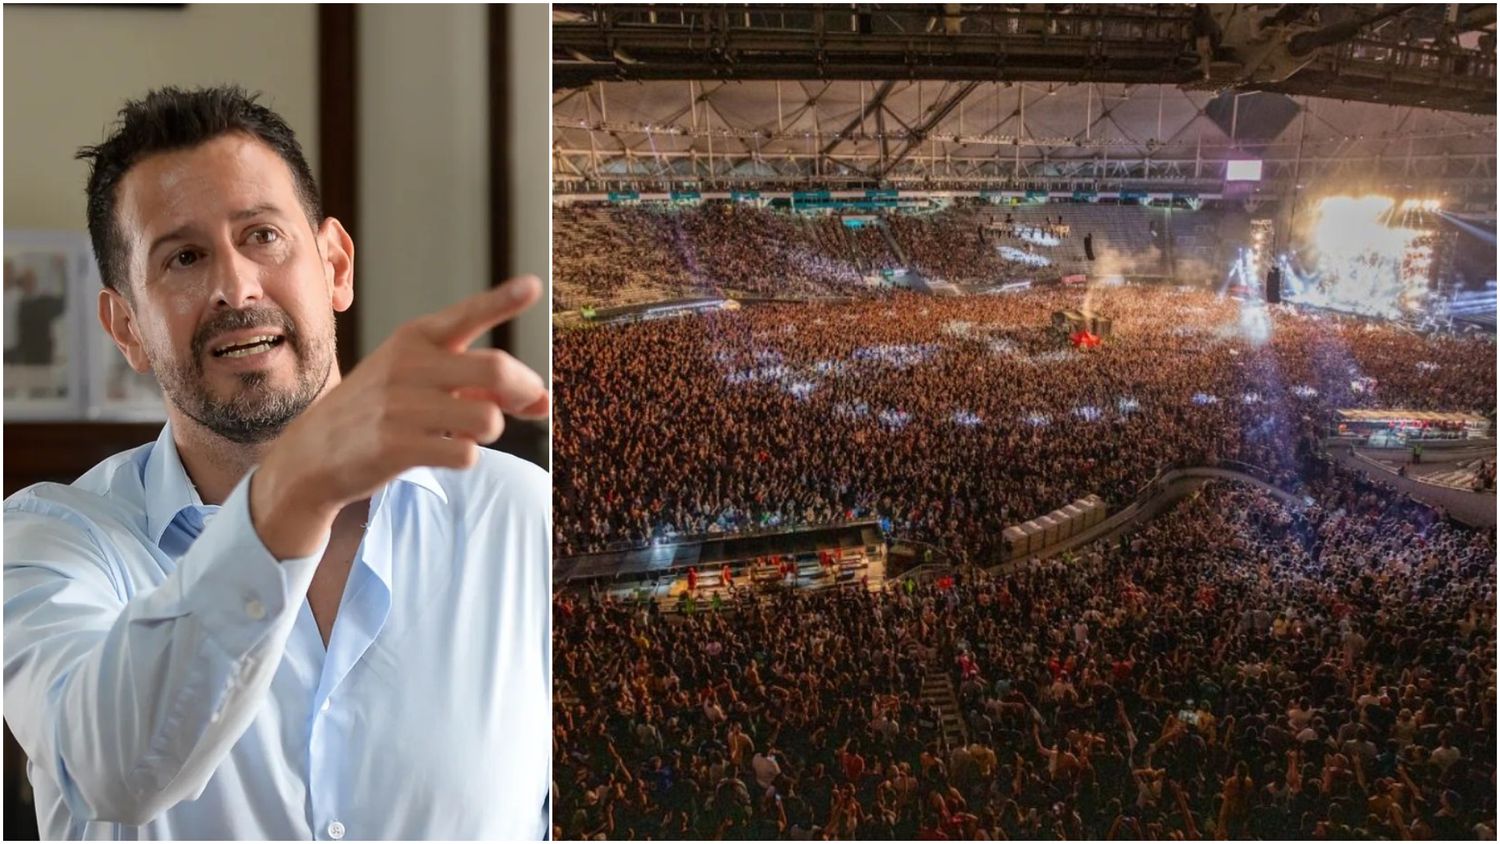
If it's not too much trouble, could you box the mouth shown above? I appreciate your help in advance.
[210,333,287,359]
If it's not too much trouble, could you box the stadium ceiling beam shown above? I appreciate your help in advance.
[552,150,585,178]
[1156,89,1213,148]
[877,80,981,179]
[551,123,1495,173]
[554,5,1495,114]
[1070,83,1147,148]
[819,80,896,157]
[874,98,890,172]
[778,81,834,135]
[969,82,1022,140]
[550,161,1494,198]
[554,147,1492,168]
[822,154,876,179]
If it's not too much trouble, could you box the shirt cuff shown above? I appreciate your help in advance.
[177,468,327,658]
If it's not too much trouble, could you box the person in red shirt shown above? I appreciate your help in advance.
[840,741,866,784]
[720,563,734,593]
[686,566,698,593]
[1047,654,1065,682]
[957,652,980,681]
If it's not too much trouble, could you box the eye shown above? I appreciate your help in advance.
[249,227,280,245]
[170,249,200,269]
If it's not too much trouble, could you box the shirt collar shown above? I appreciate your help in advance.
[143,422,211,546]
[360,465,449,591]
[144,423,451,547]
[390,466,448,506]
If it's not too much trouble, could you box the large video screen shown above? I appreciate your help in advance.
[1225,160,1263,182]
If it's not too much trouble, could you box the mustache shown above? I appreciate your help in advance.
[191,306,300,362]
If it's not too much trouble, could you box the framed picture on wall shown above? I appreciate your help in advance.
[3,231,89,420]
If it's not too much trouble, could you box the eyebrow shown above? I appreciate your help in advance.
[145,203,285,260]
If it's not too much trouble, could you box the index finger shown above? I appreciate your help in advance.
[417,275,542,351]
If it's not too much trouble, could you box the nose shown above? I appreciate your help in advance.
[208,247,265,310]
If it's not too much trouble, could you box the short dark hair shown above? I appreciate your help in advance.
[76,85,323,294]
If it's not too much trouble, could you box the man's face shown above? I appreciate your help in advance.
[104,133,351,444]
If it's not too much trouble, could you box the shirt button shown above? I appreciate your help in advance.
[327,820,345,840]
[245,599,266,620]
[321,698,332,712]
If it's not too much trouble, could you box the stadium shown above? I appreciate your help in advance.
[550,6,1497,840]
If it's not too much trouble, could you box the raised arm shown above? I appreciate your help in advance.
[4,480,325,825]
[1173,781,1200,839]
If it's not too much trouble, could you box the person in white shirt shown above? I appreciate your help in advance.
[5,85,550,840]
[1428,731,1462,772]
[752,748,782,791]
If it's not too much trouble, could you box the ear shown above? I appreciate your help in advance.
[98,287,152,374]
[317,216,355,313]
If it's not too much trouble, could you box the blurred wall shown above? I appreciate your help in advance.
[357,4,490,358]
[506,2,552,380]
[3,4,320,231]
[358,4,550,381]
[4,3,550,385]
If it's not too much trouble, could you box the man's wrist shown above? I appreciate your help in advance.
[249,453,338,560]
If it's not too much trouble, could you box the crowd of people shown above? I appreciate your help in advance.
[554,285,1495,560]
[553,205,705,309]
[553,454,1497,840]
[807,214,903,278]
[554,204,882,308]
[552,194,1494,843]
[553,202,1097,309]
[883,209,1034,285]
[675,204,869,297]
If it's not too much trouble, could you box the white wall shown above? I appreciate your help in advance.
[3,4,319,231]
[506,3,552,380]
[357,4,487,358]
[357,3,550,382]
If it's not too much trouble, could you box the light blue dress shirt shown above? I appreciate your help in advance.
[4,423,551,839]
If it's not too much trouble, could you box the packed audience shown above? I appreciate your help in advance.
[552,202,1082,308]
[883,209,1028,285]
[555,204,882,308]
[807,214,903,277]
[553,205,706,310]
[553,456,1497,840]
[553,205,1495,840]
[676,204,867,297]
[554,286,1495,559]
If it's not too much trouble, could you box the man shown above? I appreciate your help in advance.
[4,86,550,839]
[4,263,70,399]
[12,266,68,372]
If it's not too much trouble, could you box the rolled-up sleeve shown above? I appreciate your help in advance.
[2,468,326,827]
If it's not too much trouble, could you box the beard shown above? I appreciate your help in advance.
[151,305,335,445]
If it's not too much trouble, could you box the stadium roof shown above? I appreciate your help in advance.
[553,5,1497,197]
